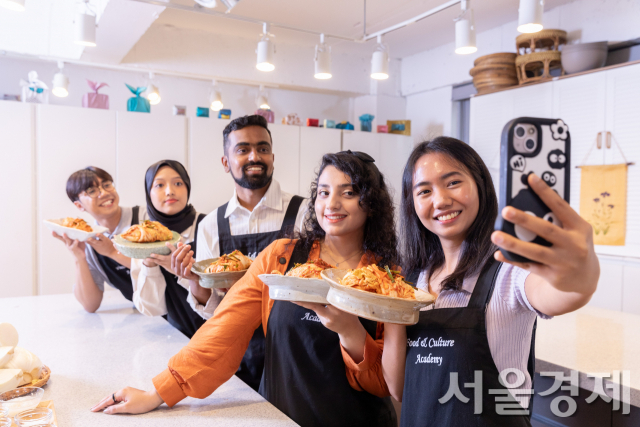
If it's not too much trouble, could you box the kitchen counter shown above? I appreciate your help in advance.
[0,291,297,426]
[535,305,639,407]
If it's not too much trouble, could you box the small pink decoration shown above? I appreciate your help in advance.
[82,80,110,109]
[255,109,274,123]
[377,125,389,133]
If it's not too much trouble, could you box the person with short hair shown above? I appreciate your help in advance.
[54,167,140,312]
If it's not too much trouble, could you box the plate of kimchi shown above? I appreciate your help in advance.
[321,266,435,325]
[44,217,108,242]
[191,250,253,289]
[113,220,180,259]
[259,259,335,304]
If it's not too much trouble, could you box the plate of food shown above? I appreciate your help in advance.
[113,220,180,259]
[191,250,253,289]
[44,218,108,242]
[259,259,335,304]
[321,266,435,325]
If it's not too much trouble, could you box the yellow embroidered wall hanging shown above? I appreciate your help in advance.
[579,164,627,245]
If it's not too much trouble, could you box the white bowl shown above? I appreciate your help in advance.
[113,231,181,259]
[561,41,608,74]
[191,258,249,289]
[259,274,329,304]
[0,387,43,417]
[321,269,435,325]
[44,219,108,242]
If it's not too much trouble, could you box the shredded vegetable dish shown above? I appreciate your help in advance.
[205,250,253,273]
[340,265,415,299]
[270,259,335,279]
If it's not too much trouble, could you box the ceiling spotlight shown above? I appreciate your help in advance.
[455,0,477,54]
[0,0,25,12]
[52,61,69,98]
[256,23,275,72]
[210,80,223,111]
[256,85,269,109]
[194,0,217,8]
[74,0,97,47]
[146,72,161,105]
[371,35,389,80]
[314,33,332,80]
[219,0,239,13]
[518,0,544,33]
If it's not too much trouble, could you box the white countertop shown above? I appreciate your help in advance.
[535,305,639,406]
[0,291,297,426]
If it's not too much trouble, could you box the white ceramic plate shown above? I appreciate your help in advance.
[113,231,181,259]
[321,268,435,325]
[191,258,249,289]
[259,274,330,304]
[44,219,109,242]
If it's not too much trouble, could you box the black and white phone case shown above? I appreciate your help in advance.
[496,117,571,263]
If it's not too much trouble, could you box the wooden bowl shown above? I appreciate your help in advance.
[19,366,51,389]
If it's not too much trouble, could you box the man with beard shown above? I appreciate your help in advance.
[171,114,306,392]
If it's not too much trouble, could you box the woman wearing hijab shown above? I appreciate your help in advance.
[131,160,207,338]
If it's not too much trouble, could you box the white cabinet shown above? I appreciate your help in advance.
[188,118,233,216]
[270,124,301,196]
[0,101,35,297]
[299,127,342,197]
[36,105,117,295]
[115,112,187,208]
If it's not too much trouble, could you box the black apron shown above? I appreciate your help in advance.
[259,240,397,427]
[95,206,140,302]
[401,260,536,427]
[160,213,207,339]
[218,195,304,392]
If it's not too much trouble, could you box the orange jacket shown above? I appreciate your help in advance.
[153,238,390,407]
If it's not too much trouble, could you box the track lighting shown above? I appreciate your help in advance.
[256,23,275,72]
[518,0,544,33]
[210,80,223,111]
[0,0,25,12]
[52,61,69,98]
[455,0,477,54]
[314,34,332,80]
[256,85,269,109]
[371,35,389,80]
[74,0,97,47]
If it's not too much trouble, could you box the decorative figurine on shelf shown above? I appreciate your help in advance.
[125,84,150,113]
[173,105,186,116]
[335,121,355,130]
[255,109,275,123]
[324,119,336,129]
[387,120,411,136]
[20,71,49,104]
[377,125,388,133]
[219,109,231,119]
[82,80,109,110]
[282,113,302,126]
[306,118,319,127]
[196,107,210,118]
[359,114,375,132]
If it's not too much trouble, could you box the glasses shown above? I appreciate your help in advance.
[83,181,115,198]
[337,150,375,163]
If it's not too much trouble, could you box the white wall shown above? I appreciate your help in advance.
[405,86,453,143]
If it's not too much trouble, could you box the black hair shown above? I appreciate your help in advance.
[295,152,398,268]
[66,166,114,202]
[400,137,498,291]
[222,115,272,154]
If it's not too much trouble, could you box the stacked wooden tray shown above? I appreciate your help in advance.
[469,52,518,94]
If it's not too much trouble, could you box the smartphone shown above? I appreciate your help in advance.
[496,117,571,263]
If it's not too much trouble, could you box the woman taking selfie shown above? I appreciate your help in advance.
[131,160,207,338]
[93,151,398,427]
[381,137,599,426]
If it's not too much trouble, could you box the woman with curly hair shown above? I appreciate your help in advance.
[92,150,399,427]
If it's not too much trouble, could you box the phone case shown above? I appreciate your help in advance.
[496,117,571,263]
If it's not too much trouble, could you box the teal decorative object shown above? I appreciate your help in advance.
[359,114,375,132]
[336,121,355,130]
[125,84,150,113]
[196,107,210,117]
[219,109,231,119]
[324,119,336,128]
[390,123,405,132]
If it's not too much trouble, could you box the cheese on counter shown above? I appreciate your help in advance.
[0,368,22,393]
[0,323,18,348]
[0,346,14,368]
[4,347,43,380]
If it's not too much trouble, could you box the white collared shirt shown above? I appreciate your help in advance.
[187,179,308,318]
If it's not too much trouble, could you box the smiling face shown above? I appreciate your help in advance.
[149,166,188,215]
[73,177,120,220]
[315,165,368,239]
[223,125,274,190]
[412,153,480,246]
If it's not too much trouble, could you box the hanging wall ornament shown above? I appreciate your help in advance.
[20,71,49,104]
[125,84,150,113]
[83,80,109,109]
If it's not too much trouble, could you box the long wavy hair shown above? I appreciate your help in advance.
[295,152,398,267]
[400,137,498,291]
